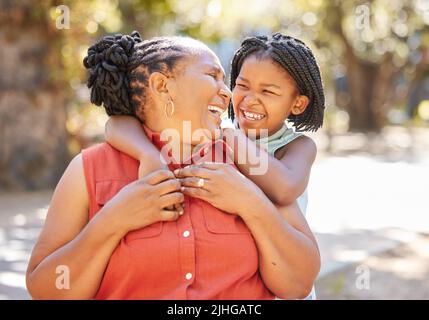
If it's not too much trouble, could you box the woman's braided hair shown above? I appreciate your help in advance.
[83,31,196,119]
[229,32,325,132]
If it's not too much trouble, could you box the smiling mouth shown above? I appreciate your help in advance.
[208,105,225,117]
[240,108,266,121]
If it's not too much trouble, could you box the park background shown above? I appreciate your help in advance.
[0,0,428,299]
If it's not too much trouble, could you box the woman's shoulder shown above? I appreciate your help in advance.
[81,142,139,182]
[82,142,117,158]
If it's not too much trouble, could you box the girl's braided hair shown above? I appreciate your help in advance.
[229,32,325,132]
[83,31,199,119]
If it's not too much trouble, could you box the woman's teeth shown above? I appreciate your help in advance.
[242,110,266,121]
[208,105,224,116]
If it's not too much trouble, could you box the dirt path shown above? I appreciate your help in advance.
[316,233,429,299]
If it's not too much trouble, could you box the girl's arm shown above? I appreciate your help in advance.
[223,128,317,206]
[105,116,183,213]
[105,115,168,175]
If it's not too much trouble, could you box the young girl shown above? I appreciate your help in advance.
[105,33,325,298]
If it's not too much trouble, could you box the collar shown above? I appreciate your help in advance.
[142,124,233,170]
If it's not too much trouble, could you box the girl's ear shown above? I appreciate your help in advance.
[291,95,310,116]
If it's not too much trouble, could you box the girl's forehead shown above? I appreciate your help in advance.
[240,55,296,84]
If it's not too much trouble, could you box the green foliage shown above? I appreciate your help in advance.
[46,0,429,144]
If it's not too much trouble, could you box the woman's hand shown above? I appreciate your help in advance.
[138,157,184,214]
[103,169,184,235]
[174,162,264,216]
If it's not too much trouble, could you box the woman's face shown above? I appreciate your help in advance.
[232,55,300,137]
[169,49,230,144]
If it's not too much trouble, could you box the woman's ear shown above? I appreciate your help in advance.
[148,72,170,101]
[291,95,310,116]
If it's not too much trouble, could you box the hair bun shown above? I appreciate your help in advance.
[83,31,143,114]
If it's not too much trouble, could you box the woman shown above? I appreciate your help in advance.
[26,31,320,299]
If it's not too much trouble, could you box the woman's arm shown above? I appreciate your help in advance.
[223,128,317,206]
[240,197,320,299]
[105,115,168,175]
[26,154,126,299]
[175,162,320,299]
[26,155,183,299]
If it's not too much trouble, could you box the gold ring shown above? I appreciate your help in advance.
[197,178,205,188]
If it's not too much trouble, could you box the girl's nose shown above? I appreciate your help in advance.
[243,93,258,105]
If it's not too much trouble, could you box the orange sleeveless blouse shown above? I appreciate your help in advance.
[81,125,275,300]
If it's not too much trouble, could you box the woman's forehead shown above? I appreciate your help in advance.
[193,50,224,73]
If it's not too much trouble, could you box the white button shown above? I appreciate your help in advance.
[185,272,193,280]
[183,230,190,238]
[203,147,210,154]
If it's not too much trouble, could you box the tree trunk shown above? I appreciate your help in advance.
[327,2,398,133]
[0,1,69,190]
[344,50,397,132]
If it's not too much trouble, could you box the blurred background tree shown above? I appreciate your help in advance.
[1,0,429,190]
[0,0,69,190]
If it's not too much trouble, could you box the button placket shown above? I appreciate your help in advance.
[178,196,196,286]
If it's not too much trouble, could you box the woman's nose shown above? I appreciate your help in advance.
[219,85,231,101]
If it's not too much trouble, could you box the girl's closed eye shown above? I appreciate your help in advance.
[263,89,277,95]
[236,83,248,89]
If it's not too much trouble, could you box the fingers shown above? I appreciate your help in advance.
[159,209,181,222]
[159,192,185,212]
[152,178,181,195]
[173,203,184,214]
[199,162,226,170]
[179,177,209,190]
[174,164,215,179]
[180,186,211,201]
[142,169,175,185]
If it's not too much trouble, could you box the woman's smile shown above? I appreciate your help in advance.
[207,104,227,126]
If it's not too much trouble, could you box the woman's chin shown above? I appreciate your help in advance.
[202,118,222,140]
[204,127,222,141]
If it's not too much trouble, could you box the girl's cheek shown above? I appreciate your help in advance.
[231,90,242,107]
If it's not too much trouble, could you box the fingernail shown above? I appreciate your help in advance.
[180,186,185,192]
[174,169,179,175]
[179,210,184,216]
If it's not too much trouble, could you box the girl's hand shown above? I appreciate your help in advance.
[103,169,184,235]
[174,162,263,216]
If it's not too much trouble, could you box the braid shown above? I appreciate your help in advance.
[229,32,325,132]
[83,31,142,116]
[83,31,198,119]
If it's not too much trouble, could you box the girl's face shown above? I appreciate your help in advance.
[232,55,305,137]
[170,49,231,143]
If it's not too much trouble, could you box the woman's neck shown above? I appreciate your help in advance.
[144,123,202,163]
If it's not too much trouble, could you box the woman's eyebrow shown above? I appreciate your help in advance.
[212,66,226,80]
